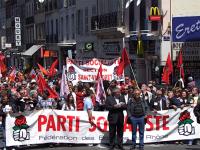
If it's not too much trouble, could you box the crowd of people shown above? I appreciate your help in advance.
[0,69,200,150]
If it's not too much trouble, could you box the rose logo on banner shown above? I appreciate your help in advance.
[113,66,123,80]
[12,115,30,141]
[178,110,195,136]
[67,66,76,81]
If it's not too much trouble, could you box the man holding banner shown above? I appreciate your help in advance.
[105,87,126,150]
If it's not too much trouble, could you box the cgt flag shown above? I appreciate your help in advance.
[116,48,131,76]
[60,66,70,97]
[162,53,173,84]
[96,64,106,105]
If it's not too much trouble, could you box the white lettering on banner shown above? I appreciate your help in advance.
[66,58,123,84]
[175,20,200,40]
[5,108,200,146]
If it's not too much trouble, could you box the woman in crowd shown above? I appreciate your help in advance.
[180,90,191,108]
[62,93,76,111]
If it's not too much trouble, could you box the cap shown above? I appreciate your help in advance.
[31,79,36,83]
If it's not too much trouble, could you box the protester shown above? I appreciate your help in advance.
[150,89,168,112]
[168,91,181,111]
[179,90,191,108]
[106,80,118,96]
[141,84,153,108]
[36,90,57,109]
[187,76,196,91]
[105,87,126,150]
[121,85,130,104]
[127,89,149,150]
[76,84,86,111]
[194,102,200,124]
[188,87,200,107]
[61,93,76,111]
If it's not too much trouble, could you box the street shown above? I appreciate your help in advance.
[13,144,200,150]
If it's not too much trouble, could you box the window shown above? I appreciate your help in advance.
[54,0,57,9]
[73,0,76,5]
[77,10,83,35]
[51,20,54,42]
[60,17,63,41]
[69,0,72,6]
[66,15,69,40]
[71,14,75,39]
[46,20,49,42]
[140,0,146,30]
[85,7,89,34]
[56,19,58,42]
[129,1,135,31]
[92,5,96,16]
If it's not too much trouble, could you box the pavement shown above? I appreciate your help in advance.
[7,144,200,150]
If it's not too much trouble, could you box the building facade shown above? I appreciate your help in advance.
[170,0,200,86]
[1,0,200,84]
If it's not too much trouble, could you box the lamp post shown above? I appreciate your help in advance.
[38,0,46,68]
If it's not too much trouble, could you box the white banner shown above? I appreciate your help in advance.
[66,58,124,85]
[6,108,200,146]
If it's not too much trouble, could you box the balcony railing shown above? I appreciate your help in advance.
[91,11,124,30]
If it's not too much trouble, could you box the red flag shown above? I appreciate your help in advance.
[49,59,58,76]
[96,63,103,80]
[37,63,49,76]
[37,74,59,99]
[116,48,131,76]
[46,86,59,99]
[162,53,173,84]
[177,50,184,80]
[37,74,46,94]
[0,53,7,73]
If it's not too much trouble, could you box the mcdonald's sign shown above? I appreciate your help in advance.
[149,7,161,21]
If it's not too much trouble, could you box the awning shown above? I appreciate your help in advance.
[21,45,43,56]
[57,42,76,47]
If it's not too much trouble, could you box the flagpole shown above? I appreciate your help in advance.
[129,63,139,89]
[122,38,139,89]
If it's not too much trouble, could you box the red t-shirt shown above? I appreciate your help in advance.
[76,92,84,111]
